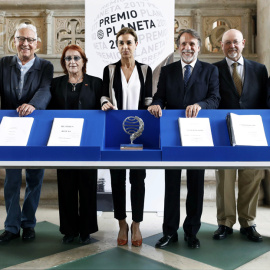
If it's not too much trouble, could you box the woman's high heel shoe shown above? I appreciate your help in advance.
[117,224,129,246]
[131,222,142,247]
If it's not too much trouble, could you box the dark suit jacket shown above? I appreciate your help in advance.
[49,74,102,110]
[268,77,270,108]
[213,58,268,109]
[151,59,220,109]
[0,55,53,110]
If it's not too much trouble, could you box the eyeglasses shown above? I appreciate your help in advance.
[223,40,243,46]
[64,56,82,62]
[16,36,36,44]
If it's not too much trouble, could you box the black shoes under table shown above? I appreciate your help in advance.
[213,225,262,242]
[155,232,200,249]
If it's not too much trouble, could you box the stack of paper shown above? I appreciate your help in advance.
[226,113,268,146]
[0,116,34,146]
[178,117,214,146]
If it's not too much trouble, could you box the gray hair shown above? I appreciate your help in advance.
[176,29,201,47]
[14,23,38,39]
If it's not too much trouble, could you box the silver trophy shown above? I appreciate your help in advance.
[121,116,144,150]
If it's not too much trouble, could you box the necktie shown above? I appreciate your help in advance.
[184,65,191,88]
[232,62,242,96]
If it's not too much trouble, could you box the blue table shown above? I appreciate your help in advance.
[0,109,269,169]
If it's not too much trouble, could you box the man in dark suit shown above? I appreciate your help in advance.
[213,29,268,242]
[0,23,53,243]
[148,29,220,249]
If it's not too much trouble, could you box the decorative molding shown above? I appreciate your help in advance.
[175,16,192,32]
[174,16,192,50]
[203,16,241,53]
[54,17,85,54]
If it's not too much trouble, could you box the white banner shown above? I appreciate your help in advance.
[85,0,175,79]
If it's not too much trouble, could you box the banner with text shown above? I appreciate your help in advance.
[85,0,175,79]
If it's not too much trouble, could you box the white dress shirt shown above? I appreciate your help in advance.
[121,66,141,110]
[181,59,197,79]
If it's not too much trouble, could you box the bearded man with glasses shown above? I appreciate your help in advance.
[0,23,53,243]
[213,29,268,242]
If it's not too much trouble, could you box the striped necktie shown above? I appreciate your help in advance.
[232,62,242,96]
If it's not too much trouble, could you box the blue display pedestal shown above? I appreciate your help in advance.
[102,110,161,161]
[160,109,270,162]
[0,110,103,161]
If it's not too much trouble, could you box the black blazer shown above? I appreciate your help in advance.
[151,59,220,109]
[102,60,152,110]
[267,77,270,108]
[49,74,102,110]
[0,55,53,110]
[213,58,268,109]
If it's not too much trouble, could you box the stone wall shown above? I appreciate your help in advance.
[0,0,258,73]
[0,0,85,77]
[173,0,257,62]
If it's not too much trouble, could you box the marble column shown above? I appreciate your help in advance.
[257,0,270,72]
[44,9,54,54]
[242,9,252,55]
[257,0,270,206]
[192,9,202,36]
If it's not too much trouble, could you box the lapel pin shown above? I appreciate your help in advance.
[85,84,88,86]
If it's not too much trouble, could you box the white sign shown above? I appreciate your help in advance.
[85,0,175,78]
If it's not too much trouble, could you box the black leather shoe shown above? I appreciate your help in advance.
[79,235,91,245]
[155,233,178,248]
[240,226,263,242]
[22,228,35,240]
[184,234,200,249]
[213,225,233,240]
[62,234,78,244]
[0,230,20,243]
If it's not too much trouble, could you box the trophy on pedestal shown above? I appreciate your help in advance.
[120,116,144,150]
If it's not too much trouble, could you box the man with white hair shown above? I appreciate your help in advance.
[0,23,53,243]
[213,29,268,242]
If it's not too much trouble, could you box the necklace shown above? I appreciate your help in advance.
[69,75,83,91]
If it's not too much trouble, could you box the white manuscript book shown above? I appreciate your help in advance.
[178,117,214,146]
[0,116,34,146]
[227,113,268,146]
[47,118,84,146]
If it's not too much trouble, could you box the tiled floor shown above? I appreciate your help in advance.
[0,201,270,269]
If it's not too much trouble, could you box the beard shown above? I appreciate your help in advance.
[227,50,238,60]
[180,49,198,64]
